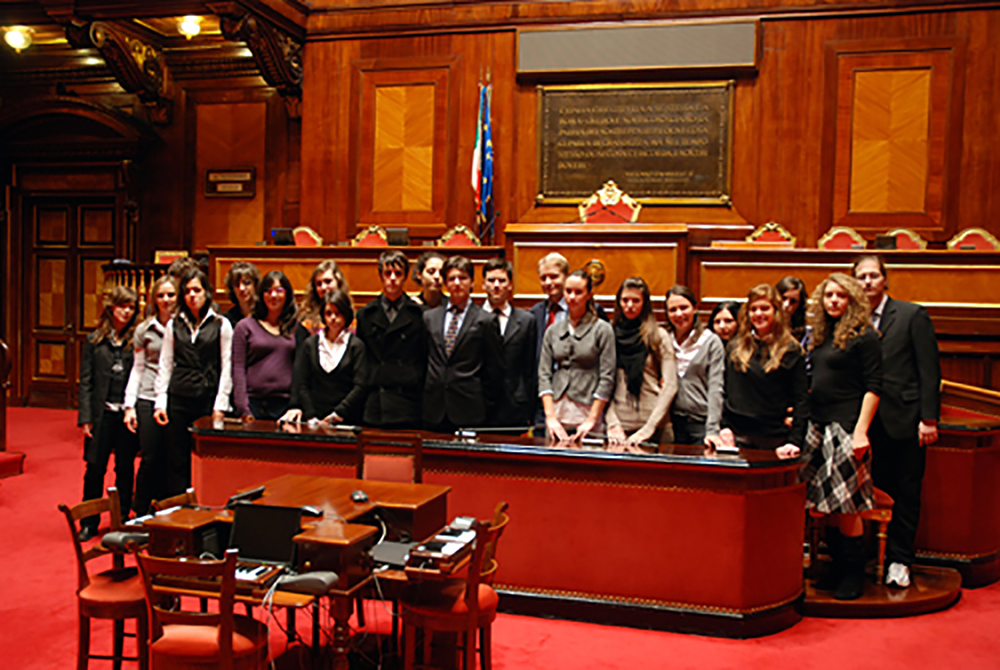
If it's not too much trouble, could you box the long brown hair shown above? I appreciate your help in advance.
[729,284,797,373]
[807,273,872,350]
[614,277,662,361]
[301,260,350,326]
[92,285,138,346]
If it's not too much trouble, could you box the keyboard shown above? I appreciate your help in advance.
[235,562,283,584]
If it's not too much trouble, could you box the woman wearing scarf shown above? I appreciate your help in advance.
[606,278,677,452]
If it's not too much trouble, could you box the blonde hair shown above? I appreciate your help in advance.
[536,252,569,276]
[729,284,797,374]
[807,273,872,351]
[144,275,178,320]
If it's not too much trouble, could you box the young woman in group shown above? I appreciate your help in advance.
[776,276,808,343]
[707,284,808,453]
[283,289,369,425]
[153,267,233,496]
[298,260,350,343]
[538,269,616,444]
[797,273,882,601]
[709,300,741,345]
[124,275,178,517]
[231,271,298,421]
[411,251,445,309]
[221,261,261,327]
[77,286,140,540]
[665,286,725,445]
[606,277,677,451]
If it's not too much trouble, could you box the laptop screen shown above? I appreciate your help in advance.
[228,503,303,566]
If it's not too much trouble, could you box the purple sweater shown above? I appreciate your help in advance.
[231,317,296,416]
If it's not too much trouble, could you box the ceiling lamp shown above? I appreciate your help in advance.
[4,26,34,53]
[178,15,202,40]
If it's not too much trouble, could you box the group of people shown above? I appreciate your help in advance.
[77,250,940,602]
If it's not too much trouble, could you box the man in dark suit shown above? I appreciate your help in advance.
[356,250,428,428]
[482,258,537,431]
[853,255,941,589]
[423,256,503,433]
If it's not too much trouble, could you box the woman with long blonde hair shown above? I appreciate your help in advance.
[797,273,881,601]
[707,284,808,453]
[124,275,178,516]
[76,285,140,540]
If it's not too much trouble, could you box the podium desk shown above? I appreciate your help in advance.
[192,419,806,638]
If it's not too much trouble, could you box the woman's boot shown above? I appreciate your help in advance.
[834,535,867,601]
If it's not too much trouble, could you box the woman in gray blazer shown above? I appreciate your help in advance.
[538,270,616,444]
[665,285,725,445]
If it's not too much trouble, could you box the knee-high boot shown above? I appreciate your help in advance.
[834,535,867,601]
[815,526,843,591]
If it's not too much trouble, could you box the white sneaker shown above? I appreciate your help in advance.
[885,562,911,588]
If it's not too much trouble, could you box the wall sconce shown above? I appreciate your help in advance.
[4,26,34,53]
[178,15,202,40]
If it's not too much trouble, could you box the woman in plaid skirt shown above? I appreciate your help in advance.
[799,273,882,601]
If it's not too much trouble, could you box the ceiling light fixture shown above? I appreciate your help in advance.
[178,15,202,40]
[4,26,34,53]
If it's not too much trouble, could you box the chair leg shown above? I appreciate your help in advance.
[78,613,90,670]
[113,619,125,670]
[480,623,492,670]
[463,629,475,670]
[876,519,889,584]
[390,599,400,655]
[423,629,433,668]
[356,595,366,627]
[403,623,416,670]
[137,610,149,670]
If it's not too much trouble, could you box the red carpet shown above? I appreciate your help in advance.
[2,407,999,669]
[0,450,25,478]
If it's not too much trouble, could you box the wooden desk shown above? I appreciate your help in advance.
[145,473,451,669]
[192,419,806,638]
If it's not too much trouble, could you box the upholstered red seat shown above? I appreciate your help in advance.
[151,617,268,664]
[401,582,499,625]
[78,567,145,606]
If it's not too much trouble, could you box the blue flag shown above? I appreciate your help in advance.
[478,85,494,242]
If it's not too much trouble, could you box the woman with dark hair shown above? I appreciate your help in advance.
[776,276,808,342]
[538,269,616,444]
[77,285,140,540]
[606,277,677,451]
[153,267,233,496]
[411,250,445,309]
[283,290,369,425]
[298,260,350,341]
[124,275,178,517]
[709,301,741,344]
[665,285,724,445]
[707,284,808,453]
[797,273,881,600]
[222,261,261,326]
[231,270,298,421]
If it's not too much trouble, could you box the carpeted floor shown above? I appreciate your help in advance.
[1,407,999,669]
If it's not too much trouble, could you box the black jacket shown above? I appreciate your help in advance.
[492,307,537,428]
[291,333,369,423]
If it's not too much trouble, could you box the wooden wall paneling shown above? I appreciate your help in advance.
[939,353,991,390]
[820,36,966,241]
[954,10,1000,236]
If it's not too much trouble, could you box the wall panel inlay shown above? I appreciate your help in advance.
[373,84,435,212]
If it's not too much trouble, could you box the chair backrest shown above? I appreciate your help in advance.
[481,501,510,585]
[58,487,126,591]
[136,548,240,667]
[437,225,482,247]
[948,227,1000,250]
[818,226,867,250]
[150,487,198,512]
[357,430,423,483]
[292,225,323,247]
[460,519,503,623]
[885,228,927,250]
[352,224,389,247]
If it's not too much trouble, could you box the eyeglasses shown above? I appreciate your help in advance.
[265,286,287,295]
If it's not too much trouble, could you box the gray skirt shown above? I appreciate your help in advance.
[799,421,874,515]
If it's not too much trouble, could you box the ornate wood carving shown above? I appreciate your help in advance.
[213,5,303,113]
[64,21,173,124]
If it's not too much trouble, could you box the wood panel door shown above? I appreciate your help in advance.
[21,194,123,408]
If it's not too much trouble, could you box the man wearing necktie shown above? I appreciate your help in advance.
[422,256,503,434]
[853,255,941,589]
[356,250,428,428]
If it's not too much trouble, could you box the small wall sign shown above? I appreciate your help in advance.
[205,168,256,198]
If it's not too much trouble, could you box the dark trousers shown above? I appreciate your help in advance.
[248,395,290,421]
[869,415,927,566]
[671,413,707,446]
[132,399,168,516]
[166,394,214,498]
[81,409,139,530]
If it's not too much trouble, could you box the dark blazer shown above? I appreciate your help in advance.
[422,302,503,429]
[492,307,537,428]
[355,294,428,427]
[291,333,369,423]
[79,334,134,434]
[875,297,941,440]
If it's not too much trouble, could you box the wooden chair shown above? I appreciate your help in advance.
[947,227,1000,250]
[481,502,510,586]
[577,180,641,223]
[817,226,867,250]
[357,430,423,484]
[150,488,198,512]
[58,486,149,670]
[808,487,894,584]
[292,225,323,247]
[135,548,268,670]
[401,517,504,670]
